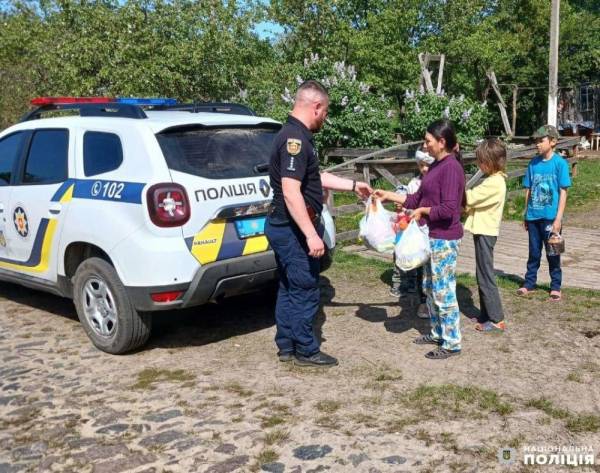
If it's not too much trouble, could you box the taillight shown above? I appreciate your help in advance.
[147,183,190,227]
[151,291,184,303]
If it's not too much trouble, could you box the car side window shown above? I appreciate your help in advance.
[84,132,123,177]
[23,129,69,184]
[0,132,25,186]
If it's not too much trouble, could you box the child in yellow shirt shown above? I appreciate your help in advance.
[464,139,507,332]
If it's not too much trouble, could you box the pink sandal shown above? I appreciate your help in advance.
[517,287,535,296]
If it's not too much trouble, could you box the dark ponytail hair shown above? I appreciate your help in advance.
[426,119,462,166]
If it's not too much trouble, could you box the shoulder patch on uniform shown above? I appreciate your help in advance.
[287,138,302,156]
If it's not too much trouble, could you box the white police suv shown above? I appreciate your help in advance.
[0,97,335,354]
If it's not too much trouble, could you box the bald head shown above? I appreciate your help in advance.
[291,80,329,132]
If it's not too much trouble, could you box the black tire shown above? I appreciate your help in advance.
[73,257,152,354]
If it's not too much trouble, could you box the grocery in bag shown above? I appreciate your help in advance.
[394,219,430,271]
[359,197,396,254]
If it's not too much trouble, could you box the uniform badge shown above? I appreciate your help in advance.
[287,138,302,156]
[287,156,296,172]
[13,207,29,238]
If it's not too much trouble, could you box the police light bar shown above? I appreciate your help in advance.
[31,97,113,106]
[116,98,177,106]
[30,97,177,107]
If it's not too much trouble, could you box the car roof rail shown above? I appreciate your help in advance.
[153,102,256,116]
[20,102,148,122]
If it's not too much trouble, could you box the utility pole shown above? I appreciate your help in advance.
[548,0,560,126]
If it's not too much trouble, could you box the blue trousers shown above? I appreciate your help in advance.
[422,238,462,351]
[524,219,562,291]
[265,219,323,357]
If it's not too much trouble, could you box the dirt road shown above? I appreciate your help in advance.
[1,256,599,473]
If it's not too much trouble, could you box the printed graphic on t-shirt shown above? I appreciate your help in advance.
[530,174,555,209]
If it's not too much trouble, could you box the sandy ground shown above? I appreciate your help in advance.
[1,253,600,473]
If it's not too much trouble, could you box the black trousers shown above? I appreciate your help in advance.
[474,234,504,323]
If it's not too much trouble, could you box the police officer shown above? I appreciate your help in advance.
[265,80,372,367]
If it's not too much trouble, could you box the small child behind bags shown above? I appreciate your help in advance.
[390,150,433,318]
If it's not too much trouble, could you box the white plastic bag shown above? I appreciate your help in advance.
[394,220,430,271]
[358,197,396,254]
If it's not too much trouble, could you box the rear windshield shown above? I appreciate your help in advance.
[156,126,279,179]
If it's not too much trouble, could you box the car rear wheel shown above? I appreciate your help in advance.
[73,257,152,354]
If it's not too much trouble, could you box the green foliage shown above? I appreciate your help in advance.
[246,55,396,156]
[0,0,598,139]
[398,92,490,145]
[0,0,271,128]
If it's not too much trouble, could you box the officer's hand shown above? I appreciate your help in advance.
[354,181,372,200]
[307,234,325,258]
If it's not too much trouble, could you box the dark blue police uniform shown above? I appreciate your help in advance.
[265,115,324,358]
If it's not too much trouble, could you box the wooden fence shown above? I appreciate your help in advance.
[325,136,581,242]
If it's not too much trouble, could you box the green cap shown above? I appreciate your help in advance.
[532,124,560,140]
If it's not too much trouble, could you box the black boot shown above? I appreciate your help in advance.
[294,351,338,367]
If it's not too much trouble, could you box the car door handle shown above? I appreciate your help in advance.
[49,203,62,215]
[0,203,3,213]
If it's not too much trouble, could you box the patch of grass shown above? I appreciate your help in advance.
[439,432,458,451]
[525,397,569,419]
[374,369,403,382]
[335,211,363,234]
[315,400,341,414]
[352,413,378,428]
[566,371,583,383]
[269,403,291,415]
[383,416,420,433]
[415,428,434,446]
[329,250,390,279]
[565,414,600,433]
[506,434,526,449]
[261,415,286,428]
[315,415,341,430]
[223,381,253,397]
[132,368,195,391]
[404,384,514,419]
[264,429,289,446]
[256,448,279,464]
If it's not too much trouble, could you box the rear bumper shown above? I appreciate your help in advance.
[126,251,278,311]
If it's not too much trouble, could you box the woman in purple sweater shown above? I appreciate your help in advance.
[375,120,465,359]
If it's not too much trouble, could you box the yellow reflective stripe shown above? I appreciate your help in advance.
[242,235,269,255]
[190,220,226,264]
[0,219,57,273]
[59,184,75,203]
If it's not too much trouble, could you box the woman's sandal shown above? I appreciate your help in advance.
[517,287,535,296]
[549,290,562,301]
[424,347,461,359]
[413,334,442,345]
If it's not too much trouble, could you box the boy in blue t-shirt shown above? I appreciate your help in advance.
[518,125,571,301]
